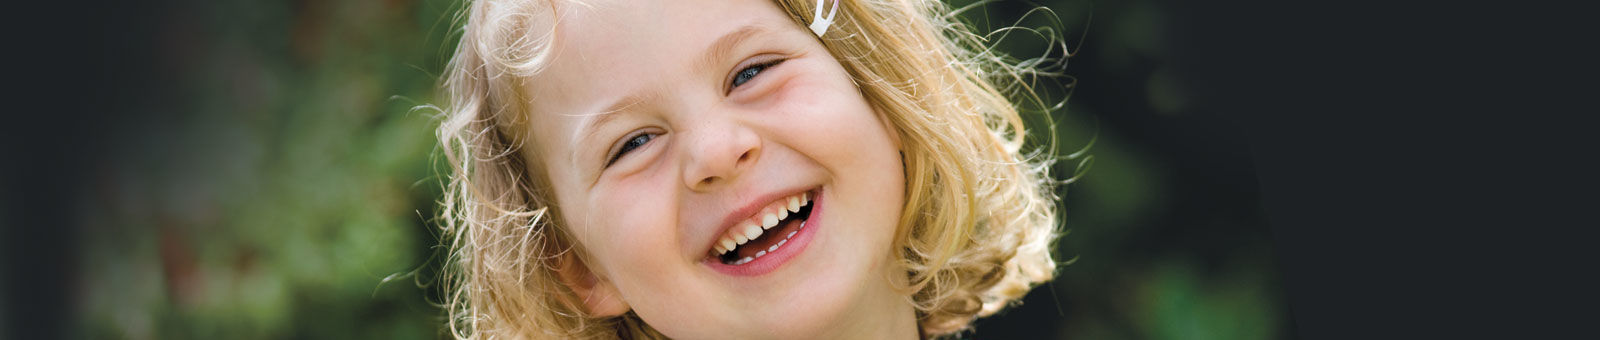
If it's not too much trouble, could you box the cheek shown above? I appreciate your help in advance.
[774,62,908,224]
[580,169,683,281]
[775,72,899,168]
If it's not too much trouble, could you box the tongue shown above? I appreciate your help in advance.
[736,217,802,259]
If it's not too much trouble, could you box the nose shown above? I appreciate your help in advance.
[681,118,761,191]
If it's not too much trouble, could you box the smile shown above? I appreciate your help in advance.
[705,188,823,276]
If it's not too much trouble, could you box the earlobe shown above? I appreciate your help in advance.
[555,252,631,317]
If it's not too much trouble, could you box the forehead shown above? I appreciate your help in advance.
[518,0,795,157]
[523,0,787,116]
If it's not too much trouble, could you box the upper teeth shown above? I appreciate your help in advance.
[713,192,810,256]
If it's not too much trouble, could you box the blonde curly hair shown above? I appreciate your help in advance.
[431,0,1068,338]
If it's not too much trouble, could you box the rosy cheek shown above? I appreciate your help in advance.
[768,67,853,119]
[765,76,835,118]
[736,75,796,110]
[740,59,835,110]
[579,205,655,279]
[593,167,678,256]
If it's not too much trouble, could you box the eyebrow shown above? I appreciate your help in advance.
[572,93,648,166]
[571,23,771,168]
[698,23,770,76]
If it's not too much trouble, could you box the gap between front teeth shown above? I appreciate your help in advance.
[713,192,810,257]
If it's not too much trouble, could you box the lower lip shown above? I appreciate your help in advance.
[704,188,824,276]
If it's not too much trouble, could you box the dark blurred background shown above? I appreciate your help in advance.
[5,0,1294,338]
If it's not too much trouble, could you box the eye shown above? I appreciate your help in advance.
[605,132,657,167]
[729,59,785,91]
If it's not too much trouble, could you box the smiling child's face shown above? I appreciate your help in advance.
[515,0,914,338]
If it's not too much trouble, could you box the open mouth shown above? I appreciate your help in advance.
[710,190,816,265]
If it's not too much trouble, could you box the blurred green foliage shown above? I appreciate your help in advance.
[78,0,457,338]
[950,0,1289,338]
[74,0,1288,339]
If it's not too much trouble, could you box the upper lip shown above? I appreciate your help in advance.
[708,186,815,256]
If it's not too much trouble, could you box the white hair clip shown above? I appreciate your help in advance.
[809,0,839,37]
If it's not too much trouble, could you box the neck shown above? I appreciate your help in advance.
[819,259,922,340]
[822,295,920,340]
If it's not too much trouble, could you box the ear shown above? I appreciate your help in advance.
[875,111,905,151]
[554,252,631,317]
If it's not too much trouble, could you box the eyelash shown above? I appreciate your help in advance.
[605,132,657,168]
[603,58,784,169]
[729,58,785,92]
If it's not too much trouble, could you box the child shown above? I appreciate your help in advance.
[433,0,1063,338]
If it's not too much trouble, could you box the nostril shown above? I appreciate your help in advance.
[738,150,751,163]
